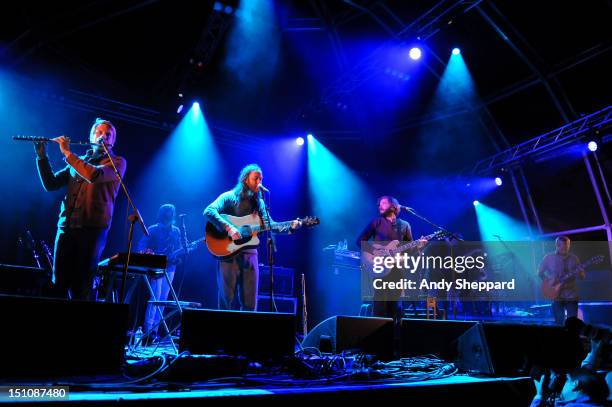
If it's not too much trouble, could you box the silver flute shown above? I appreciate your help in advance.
[13,135,98,146]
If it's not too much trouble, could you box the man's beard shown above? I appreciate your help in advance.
[241,187,257,199]
[381,208,395,217]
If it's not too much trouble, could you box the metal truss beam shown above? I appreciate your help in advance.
[472,105,612,174]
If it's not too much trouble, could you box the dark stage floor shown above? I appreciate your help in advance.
[0,373,534,406]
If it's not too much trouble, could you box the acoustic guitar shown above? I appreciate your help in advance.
[205,213,319,259]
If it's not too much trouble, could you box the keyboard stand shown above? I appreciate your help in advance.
[103,269,178,354]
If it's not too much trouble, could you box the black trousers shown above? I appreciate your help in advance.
[52,227,108,300]
[372,269,403,317]
[552,299,579,325]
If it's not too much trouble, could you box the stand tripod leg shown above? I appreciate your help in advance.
[143,275,177,354]
[164,270,182,315]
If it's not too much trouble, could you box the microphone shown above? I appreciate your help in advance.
[95,137,114,148]
[400,205,415,212]
[258,184,270,193]
[178,213,187,218]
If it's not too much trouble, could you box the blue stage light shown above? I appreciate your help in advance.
[193,102,200,109]
[473,200,480,206]
[176,104,184,114]
[452,48,461,56]
[296,137,304,146]
[495,177,503,186]
[307,133,313,141]
[587,141,598,152]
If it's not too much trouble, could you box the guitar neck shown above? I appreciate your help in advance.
[253,220,292,234]
[170,238,204,257]
[390,233,437,255]
[560,258,594,282]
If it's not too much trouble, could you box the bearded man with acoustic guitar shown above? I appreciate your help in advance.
[204,164,301,311]
[538,236,585,325]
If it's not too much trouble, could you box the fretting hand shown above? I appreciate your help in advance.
[417,236,428,249]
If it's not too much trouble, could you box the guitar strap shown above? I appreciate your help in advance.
[393,219,402,241]
[257,196,272,228]
[562,255,570,278]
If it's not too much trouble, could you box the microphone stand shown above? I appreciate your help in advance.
[260,190,277,312]
[403,207,463,241]
[403,207,462,319]
[176,215,189,298]
[99,141,149,303]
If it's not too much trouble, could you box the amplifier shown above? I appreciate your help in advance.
[0,264,51,296]
[257,295,297,314]
[258,265,295,296]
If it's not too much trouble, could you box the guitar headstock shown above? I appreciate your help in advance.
[298,216,320,228]
[429,230,452,241]
[586,255,605,266]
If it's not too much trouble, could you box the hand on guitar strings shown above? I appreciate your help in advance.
[227,225,242,241]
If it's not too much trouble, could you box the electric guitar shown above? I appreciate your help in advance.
[541,255,603,300]
[205,213,320,259]
[361,230,449,277]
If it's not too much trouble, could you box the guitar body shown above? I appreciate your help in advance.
[361,240,401,278]
[205,213,262,259]
[360,231,449,278]
[541,279,562,300]
[540,255,603,300]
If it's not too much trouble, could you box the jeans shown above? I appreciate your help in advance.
[552,299,578,325]
[217,252,259,311]
[144,270,175,334]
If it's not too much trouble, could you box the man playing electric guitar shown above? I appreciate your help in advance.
[138,204,196,338]
[356,195,427,321]
[538,236,585,325]
[204,164,300,311]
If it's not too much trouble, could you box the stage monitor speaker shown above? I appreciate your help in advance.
[0,264,51,296]
[400,319,476,360]
[0,294,129,378]
[301,315,394,360]
[457,322,584,376]
[179,309,296,360]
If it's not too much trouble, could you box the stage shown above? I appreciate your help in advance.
[0,370,534,406]
[1,1,610,405]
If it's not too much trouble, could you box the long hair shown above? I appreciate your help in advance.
[157,203,176,224]
[377,195,400,215]
[232,163,262,198]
